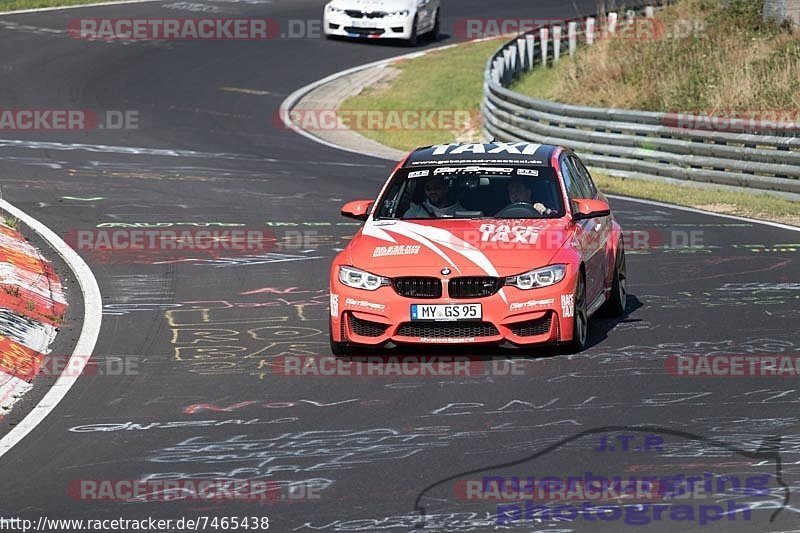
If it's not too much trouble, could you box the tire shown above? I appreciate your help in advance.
[602,244,627,317]
[406,15,419,46]
[428,9,440,40]
[563,272,588,354]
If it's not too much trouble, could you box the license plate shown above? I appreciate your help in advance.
[411,304,482,321]
[351,19,376,28]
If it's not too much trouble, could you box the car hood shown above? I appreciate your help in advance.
[330,0,414,11]
[345,218,574,275]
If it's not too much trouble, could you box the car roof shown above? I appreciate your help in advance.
[404,142,560,168]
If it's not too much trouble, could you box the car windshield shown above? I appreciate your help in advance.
[374,166,565,220]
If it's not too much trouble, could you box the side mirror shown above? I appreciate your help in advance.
[341,200,373,221]
[572,199,611,221]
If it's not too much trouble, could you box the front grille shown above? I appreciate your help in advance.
[349,314,388,337]
[396,322,499,338]
[344,27,385,35]
[393,277,442,299]
[345,10,386,18]
[448,277,502,298]
[509,313,553,337]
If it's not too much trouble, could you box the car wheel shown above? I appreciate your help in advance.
[406,15,419,46]
[428,9,440,40]
[564,272,588,353]
[602,244,627,317]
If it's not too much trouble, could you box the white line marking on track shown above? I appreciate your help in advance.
[279,37,502,158]
[0,199,102,460]
[605,195,800,233]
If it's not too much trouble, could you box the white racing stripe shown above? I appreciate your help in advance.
[362,220,397,244]
[379,222,463,275]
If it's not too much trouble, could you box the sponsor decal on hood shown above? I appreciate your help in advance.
[353,219,572,269]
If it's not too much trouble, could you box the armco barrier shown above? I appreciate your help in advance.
[480,4,800,195]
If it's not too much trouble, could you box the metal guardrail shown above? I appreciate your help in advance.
[480,6,800,195]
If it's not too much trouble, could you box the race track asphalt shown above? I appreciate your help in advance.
[0,0,799,531]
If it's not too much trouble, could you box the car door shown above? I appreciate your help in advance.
[561,155,605,305]
[568,155,611,305]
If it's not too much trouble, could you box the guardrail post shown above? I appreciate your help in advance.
[552,25,562,61]
[539,27,549,66]
[517,37,527,70]
[502,47,513,83]
[608,12,618,34]
[480,4,800,195]
[626,10,635,27]
[568,21,578,55]
[526,34,535,69]
[492,57,502,83]
[645,6,655,18]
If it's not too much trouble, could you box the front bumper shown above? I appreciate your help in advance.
[323,11,415,40]
[330,272,578,347]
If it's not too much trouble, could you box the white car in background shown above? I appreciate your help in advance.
[323,0,440,45]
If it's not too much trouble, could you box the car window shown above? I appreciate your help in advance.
[560,156,585,200]
[374,167,566,219]
[569,155,598,198]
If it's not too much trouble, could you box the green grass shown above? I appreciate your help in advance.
[340,38,504,150]
[0,0,111,11]
[593,171,800,225]
[3,215,20,229]
[338,31,799,225]
[513,0,800,112]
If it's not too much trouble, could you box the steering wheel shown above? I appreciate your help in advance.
[494,202,541,218]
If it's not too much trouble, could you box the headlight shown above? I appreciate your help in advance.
[505,265,566,290]
[339,266,390,291]
[387,10,411,17]
[327,3,344,13]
